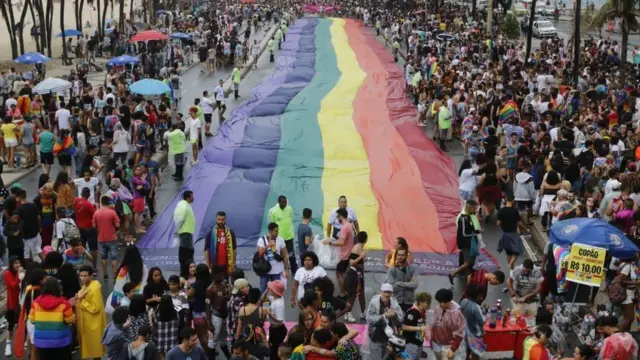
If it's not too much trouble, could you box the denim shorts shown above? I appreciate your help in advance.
[99,241,118,260]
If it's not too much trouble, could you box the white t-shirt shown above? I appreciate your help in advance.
[201,97,214,114]
[188,117,201,139]
[549,127,559,143]
[619,262,638,303]
[215,85,225,101]
[257,236,286,275]
[55,108,72,130]
[4,98,16,110]
[73,177,100,203]
[293,266,327,299]
[268,296,285,323]
[459,168,477,192]
[327,207,358,230]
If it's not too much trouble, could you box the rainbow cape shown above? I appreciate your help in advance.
[52,136,76,156]
[497,99,519,125]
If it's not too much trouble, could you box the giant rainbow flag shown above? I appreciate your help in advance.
[139,18,498,274]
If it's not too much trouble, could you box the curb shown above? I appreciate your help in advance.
[530,219,548,253]
[4,166,41,187]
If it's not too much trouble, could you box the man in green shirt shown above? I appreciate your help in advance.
[269,195,297,273]
[173,190,195,280]
[437,101,452,152]
[281,21,288,42]
[268,37,275,62]
[392,38,400,62]
[232,67,241,100]
[275,28,283,50]
[167,123,187,180]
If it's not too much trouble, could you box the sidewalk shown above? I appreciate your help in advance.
[1,23,279,188]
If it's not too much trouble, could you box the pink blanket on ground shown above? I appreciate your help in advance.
[263,321,431,346]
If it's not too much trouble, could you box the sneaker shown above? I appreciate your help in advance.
[345,312,356,323]
[5,342,12,357]
[360,313,366,321]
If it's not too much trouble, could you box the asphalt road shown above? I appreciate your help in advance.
[0,20,535,360]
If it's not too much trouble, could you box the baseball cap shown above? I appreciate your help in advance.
[232,278,249,294]
[381,283,393,292]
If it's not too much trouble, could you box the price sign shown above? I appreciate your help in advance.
[566,244,607,287]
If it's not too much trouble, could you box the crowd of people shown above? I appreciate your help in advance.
[357,0,640,358]
[3,0,640,358]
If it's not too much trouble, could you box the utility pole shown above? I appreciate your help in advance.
[525,0,537,61]
[487,0,493,32]
[573,0,581,87]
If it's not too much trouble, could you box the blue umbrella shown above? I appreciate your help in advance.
[56,29,82,37]
[14,52,50,64]
[549,218,639,259]
[107,55,139,66]
[129,79,171,95]
[170,32,191,40]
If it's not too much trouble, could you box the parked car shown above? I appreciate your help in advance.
[532,20,557,38]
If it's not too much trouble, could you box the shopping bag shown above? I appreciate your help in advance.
[477,233,486,249]
[314,237,340,268]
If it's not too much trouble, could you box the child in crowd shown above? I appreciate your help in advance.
[63,238,93,268]
[121,282,137,307]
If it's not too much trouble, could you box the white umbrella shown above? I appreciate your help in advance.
[33,77,72,95]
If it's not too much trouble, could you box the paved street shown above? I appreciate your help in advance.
[0,21,537,359]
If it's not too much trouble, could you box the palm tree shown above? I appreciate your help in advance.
[590,0,640,77]
[60,0,68,64]
[524,0,537,61]
[74,0,85,30]
[0,0,20,58]
[16,0,31,54]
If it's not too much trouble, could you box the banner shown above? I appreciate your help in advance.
[566,243,607,287]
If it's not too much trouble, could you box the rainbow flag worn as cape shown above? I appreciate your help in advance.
[497,100,519,125]
[53,136,76,156]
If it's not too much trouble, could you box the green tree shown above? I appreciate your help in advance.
[590,0,640,77]
[500,11,521,40]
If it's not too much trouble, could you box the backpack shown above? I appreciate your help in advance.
[104,115,117,133]
[61,219,81,244]
[608,263,630,306]
[136,123,148,142]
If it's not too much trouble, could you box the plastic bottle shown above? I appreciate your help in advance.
[503,309,511,327]
[489,306,497,328]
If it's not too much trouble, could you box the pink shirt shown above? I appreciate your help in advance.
[92,207,120,242]
[338,224,354,261]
